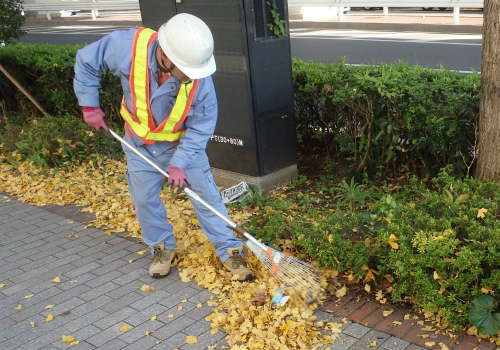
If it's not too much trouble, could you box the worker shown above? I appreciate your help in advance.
[73,13,254,282]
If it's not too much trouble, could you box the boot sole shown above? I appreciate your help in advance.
[238,274,254,282]
[150,272,169,279]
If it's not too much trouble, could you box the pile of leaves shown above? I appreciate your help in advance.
[0,155,345,349]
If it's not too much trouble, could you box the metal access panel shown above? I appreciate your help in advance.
[139,0,296,177]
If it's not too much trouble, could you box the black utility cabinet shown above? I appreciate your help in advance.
[139,0,296,179]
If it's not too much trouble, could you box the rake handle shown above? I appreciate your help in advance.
[108,129,268,251]
[0,63,50,117]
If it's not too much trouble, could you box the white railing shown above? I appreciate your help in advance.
[288,0,484,24]
[22,0,139,20]
[22,0,483,24]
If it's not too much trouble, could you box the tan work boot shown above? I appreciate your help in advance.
[223,247,254,281]
[149,243,175,279]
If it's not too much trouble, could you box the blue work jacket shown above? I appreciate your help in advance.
[73,28,218,169]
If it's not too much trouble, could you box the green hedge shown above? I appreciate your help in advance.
[0,43,121,121]
[293,59,480,178]
[0,43,123,166]
[243,168,499,330]
[0,44,481,177]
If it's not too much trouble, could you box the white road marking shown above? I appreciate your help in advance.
[290,28,481,45]
[291,35,482,46]
[24,25,132,35]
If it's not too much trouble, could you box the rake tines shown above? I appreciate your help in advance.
[246,239,323,303]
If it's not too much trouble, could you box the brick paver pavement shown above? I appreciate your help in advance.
[0,194,471,350]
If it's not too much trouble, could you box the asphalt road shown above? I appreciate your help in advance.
[19,24,482,71]
[290,29,481,71]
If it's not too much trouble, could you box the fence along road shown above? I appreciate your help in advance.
[23,1,483,23]
[289,0,483,24]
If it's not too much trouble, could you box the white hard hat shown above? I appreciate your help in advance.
[158,13,216,79]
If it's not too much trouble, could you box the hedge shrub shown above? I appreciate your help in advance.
[1,114,122,167]
[0,44,481,178]
[293,59,480,178]
[0,43,123,166]
[243,168,499,329]
[0,43,122,121]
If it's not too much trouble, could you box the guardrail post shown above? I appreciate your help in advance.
[383,6,389,15]
[46,11,52,21]
[91,9,98,20]
[338,6,344,21]
[453,6,460,24]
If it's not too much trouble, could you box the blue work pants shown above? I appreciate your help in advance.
[122,138,242,262]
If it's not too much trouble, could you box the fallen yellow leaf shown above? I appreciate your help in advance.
[0,283,6,288]
[30,321,36,328]
[382,309,394,317]
[177,305,184,311]
[44,304,55,310]
[477,208,488,218]
[145,330,155,336]
[364,284,371,293]
[181,299,187,303]
[388,240,399,249]
[185,335,198,344]
[24,294,34,299]
[404,314,411,320]
[480,287,491,294]
[139,284,155,292]
[61,335,79,345]
[425,341,436,347]
[368,340,378,347]
[388,234,399,249]
[150,315,157,321]
[438,343,450,350]
[389,234,398,241]
[136,249,148,255]
[467,326,478,336]
[15,304,23,310]
[119,323,133,333]
[43,314,54,323]
[167,314,174,318]
[392,321,402,326]
[335,285,347,298]
[51,276,61,283]
[210,328,219,334]
[196,303,203,308]
[421,326,435,331]
[128,258,137,264]
[67,233,79,239]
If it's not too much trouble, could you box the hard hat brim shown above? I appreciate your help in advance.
[177,55,216,80]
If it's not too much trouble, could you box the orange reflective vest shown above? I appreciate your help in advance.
[120,27,199,143]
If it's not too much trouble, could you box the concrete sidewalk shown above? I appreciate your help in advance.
[0,194,440,350]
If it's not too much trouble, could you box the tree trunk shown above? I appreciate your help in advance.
[475,0,500,181]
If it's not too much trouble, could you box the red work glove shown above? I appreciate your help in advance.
[166,165,187,188]
[82,107,109,131]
